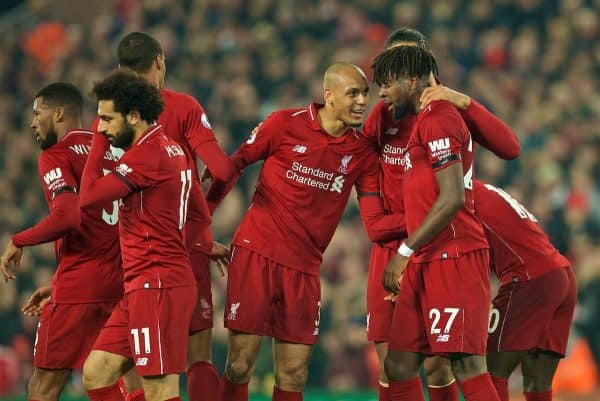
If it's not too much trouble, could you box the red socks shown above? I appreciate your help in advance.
[221,374,248,401]
[390,377,425,401]
[126,388,146,401]
[188,361,220,401]
[459,373,501,401]
[87,383,127,401]
[164,398,182,401]
[428,380,459,401]
[379,382,390,401]
[491,376,509,401]
[272,386,303,401]
[524,390,552,401]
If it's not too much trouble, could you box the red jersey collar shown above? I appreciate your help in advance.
[134,124,163,146]
[307,103,322,131]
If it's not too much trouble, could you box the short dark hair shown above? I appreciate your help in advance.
[92,69,164,123]
[384,28,430,50]
[371,46,438,86]
[35,82,83,116]
[117,32,163,73]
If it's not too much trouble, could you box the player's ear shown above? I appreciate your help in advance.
[324,88,333,106]
[54,106,65,122]
[126,111,140,126]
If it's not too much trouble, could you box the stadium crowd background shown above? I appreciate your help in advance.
[0,0,599,398]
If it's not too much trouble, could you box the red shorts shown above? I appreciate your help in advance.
[366,244,396,342]
[225,246,321,345]
[389,249,490,356]
[34,301,117,369]
[488,266,576,356]
[92,286,196,376]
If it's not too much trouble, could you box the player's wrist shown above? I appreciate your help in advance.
[397,242,414,257]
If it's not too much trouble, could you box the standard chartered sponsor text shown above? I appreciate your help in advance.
[286,161,335,190]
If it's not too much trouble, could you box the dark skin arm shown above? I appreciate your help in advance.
[383,162,465,293]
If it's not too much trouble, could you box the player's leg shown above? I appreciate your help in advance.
[186,243,219,401]
[374,341,390,400]
[139,374,180,401]
[272,340,313,400]
[486,351,524,401]
[521,351,560,400]
[187,328,220,401]
[27,368,71,401]
[222,330,264,401]
[83,350,133,401]
[423,357,459,401]
[119,368,144,401]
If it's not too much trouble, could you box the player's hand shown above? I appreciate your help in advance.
[210,241,230,277]
[200,167,212,182]
[420,72,471,110]
[384,293,398,303]
[1,240,23,282]
[382,253,409,294]
[22,285,52,317]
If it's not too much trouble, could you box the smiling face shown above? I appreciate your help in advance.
[325,66,369,127]
[31,97,58,150]
[96,100,136,149]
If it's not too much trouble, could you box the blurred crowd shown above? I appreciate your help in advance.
[0,0,599,397]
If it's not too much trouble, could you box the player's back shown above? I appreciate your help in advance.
[473,180,570,283]
[115,125,195,291]
[403,100,487,263]
[39,130,123,303]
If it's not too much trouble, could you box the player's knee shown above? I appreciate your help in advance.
[226,359,254,384]
[28,369,69,401]
[384,352,419,381]
[274,363,308,391]
[522,373,552,392]
[82,353,118,389]
[424,358,454,386]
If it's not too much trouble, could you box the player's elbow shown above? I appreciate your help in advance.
[505,140,521,160]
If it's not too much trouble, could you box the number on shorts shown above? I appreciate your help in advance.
[101,169,119,225]
[130,327,151,355]
[179,169,192,229]
[488,307,501,334]
[429,307,460,334]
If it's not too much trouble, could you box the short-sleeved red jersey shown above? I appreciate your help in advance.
[362,101,415,248]
[35,130,123,303]
[403,101,488,262]
[112,125,195,291]
[473,180,570,283]
[212,103,390,274]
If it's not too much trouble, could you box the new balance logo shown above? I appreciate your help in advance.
[43,168,62,185]
[330,175,345,193]
[385,128,398,136]
[136,358,148,366]
[436,334,450,343]
[292,145,307,153]
[428,138,450,152]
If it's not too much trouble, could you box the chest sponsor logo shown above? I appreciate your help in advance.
[116,163,133,176]
[338,155,353,175]
[286,161,346,194]
[382,144,407,166]
[292,144,307,153]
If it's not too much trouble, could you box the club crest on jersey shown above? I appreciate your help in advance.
[201,113,212,129]
[116,163,133,176]
[338,155,353,174]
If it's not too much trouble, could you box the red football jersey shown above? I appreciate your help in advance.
[112,125,195,291]
[473,180,570,283]
[35,130,123,303]
[403,100,488,262]
[362,101,415,248]
[216,103,389,275]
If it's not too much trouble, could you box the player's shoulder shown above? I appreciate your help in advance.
[161,88,202,110]
[418,100,464,130]
[40,130,93,161]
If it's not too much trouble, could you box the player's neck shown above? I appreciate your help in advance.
[56,121,83,141]
[132,121,152,143]
[317,107,348,137]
